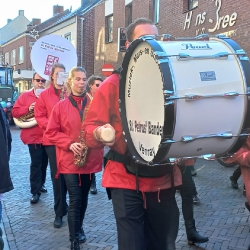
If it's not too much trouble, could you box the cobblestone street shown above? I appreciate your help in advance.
[1,126,250,250]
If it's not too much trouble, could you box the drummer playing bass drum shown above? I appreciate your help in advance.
[82,18,181,250]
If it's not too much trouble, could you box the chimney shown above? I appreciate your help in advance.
[53,5,64,16]
[7,19,12,24]
[19,10,24,16]
[32,18,41,26]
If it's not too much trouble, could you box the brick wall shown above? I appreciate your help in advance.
[93,0,250,78]
[2,34,35,70]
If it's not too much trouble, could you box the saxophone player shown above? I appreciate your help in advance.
[45,67,103,248]
[12,72,48,204]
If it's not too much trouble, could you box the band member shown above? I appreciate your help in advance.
[12,72,48,204]
[45,67,103,249]
[34,63,68,228]
[82,18,182,250]
[86,75,103,195]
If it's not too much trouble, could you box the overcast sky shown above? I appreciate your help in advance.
[1,0,82,27]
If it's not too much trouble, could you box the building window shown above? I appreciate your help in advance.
[64,32,71,41]
[106,15,113,43]
[125,3,132,27]
[5,52,9,65]
[11,49,16,66]
[188,0,198,10]
[19,46,24,64]
[153,0,160,24]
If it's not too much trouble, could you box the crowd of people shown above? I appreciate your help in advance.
[1,17,250,250]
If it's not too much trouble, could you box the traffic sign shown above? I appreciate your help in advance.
[101,63,114,77]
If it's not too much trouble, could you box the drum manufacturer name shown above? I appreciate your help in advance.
[129,120,163,136]
[181,43,212,50]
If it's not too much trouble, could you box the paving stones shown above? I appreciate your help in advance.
[2,126,250,249]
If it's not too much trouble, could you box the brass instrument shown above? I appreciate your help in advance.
[13,109,37,128]
[73,93,93,167]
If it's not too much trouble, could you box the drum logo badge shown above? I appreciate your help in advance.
[181,43,212,50]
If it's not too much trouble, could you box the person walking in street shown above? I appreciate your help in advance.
[86,75,103,195]
[34,63,68,228]
[45,67,103,250]
[12,73,48,204]
[178,159,209,245]
[0,104,13,250]
[82,18,182,250]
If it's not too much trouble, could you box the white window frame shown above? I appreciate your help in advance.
[106,15,113,43]
[5,52,9,65]
[11,49,16,66]
[19,46,24,64]
[64,32,71,41]
[188,0,198,10]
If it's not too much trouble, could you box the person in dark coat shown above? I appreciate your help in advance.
[0,104,13,250]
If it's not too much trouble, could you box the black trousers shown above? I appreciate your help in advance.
[64,174,92,240]
[231,166,241,181]
[45,145,68,217]
[110,188,179,250]
[28,144,48,194]
[178,165,197,224]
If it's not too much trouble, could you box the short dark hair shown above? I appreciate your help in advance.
[32,72,38,79]
[86,75,103,93]
[126,18,154,42]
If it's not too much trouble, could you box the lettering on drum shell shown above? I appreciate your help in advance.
[129,120,163,136]
[139,141,156,157]
[181,43,212,50]
[127,47,160,98]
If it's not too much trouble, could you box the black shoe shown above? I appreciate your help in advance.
[40,184,47,193]
[54,216,63,228]
[193,195,200,204]
[79,228,86,243]
[230,176,238,189]
[90,183,97,195]
[70,239,80,250]
[187,231,209,245]
[191,170,197,176]
[30,193,40,204]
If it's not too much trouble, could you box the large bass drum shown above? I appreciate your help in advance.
[119,35,250,165]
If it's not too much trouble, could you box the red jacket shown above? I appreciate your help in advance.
[45,95,103,175]
[83,73,182,192]
[34,84,67,145]
[12,89,43,145]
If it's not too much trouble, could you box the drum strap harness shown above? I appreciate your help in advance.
[105,149,175,193]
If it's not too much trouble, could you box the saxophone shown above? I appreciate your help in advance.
[73,93,93,167]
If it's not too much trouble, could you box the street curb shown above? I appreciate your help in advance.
[1,202,10,250]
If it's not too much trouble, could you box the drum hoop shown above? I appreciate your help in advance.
[217,36,250,156]
[119,36,175,165]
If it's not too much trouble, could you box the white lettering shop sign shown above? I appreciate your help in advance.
[183,0,238,36]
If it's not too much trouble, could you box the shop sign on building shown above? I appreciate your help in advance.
[183,0,238,36]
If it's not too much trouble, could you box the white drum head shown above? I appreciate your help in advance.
[124,42,165,162]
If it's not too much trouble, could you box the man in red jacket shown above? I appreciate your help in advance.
[83,18,182,250]
[34,63,68,228]
[12,72,48,204]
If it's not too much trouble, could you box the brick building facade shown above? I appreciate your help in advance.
[93,0,250,77]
